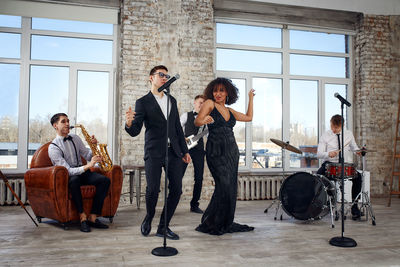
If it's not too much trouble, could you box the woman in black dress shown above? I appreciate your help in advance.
[194,78,255,235]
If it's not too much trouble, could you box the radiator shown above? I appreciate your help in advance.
[0,179,28,205]
[238,177,283,200]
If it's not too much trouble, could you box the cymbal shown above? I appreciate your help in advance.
[354,148,377,153]
[270,138,303,154]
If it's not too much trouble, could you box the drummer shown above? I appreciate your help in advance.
[316,114,362,220]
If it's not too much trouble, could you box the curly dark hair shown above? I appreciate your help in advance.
[203,77,239,105]
[330,114,343,126]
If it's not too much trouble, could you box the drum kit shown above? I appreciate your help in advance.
[264,138,376,228]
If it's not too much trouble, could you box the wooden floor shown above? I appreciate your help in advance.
[0,198,399,266]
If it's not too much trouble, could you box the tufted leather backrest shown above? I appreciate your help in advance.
[30,142,53,168]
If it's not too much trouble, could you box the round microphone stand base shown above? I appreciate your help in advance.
[329,236,357,247]
[151,246,178,257]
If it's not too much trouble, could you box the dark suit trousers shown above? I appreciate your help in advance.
[317,161,362,202]
[68,170,110,215]
[145,148,183,227]
[182,148,205,208]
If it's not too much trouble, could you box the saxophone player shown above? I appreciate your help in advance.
[48,113,111,232]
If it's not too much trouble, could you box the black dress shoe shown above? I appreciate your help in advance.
[141,215,152,236]
[156,227,180,240]
[190,206,204,214]
[80,220,91,233]
[88,219,109,229]
[351,204,361,220]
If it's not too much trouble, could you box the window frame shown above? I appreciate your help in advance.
[215,19,354,173]
[0,16,118,173]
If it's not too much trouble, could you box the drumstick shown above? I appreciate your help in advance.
[327,141,351,153]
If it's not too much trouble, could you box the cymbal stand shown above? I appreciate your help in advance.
[0,170,38,227]
[264,148,285,220]
[351,150,376,225]
[328,193,336,228]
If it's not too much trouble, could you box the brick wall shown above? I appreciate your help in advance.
[354,15,400,196]
[118,0,215,202]
[119,2,400,200]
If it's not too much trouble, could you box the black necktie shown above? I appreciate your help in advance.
[63,135,72,142]
[336,133,343,163]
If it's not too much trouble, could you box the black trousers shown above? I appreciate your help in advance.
[182,147,205,209]
[317,161,362,202]
[69,170,110,215]
[144,148,183,228]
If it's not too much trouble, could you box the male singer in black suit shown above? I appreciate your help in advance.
[125,65,191,240]
[180,95,206,214]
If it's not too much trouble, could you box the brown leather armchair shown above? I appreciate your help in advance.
[24,142,123,228]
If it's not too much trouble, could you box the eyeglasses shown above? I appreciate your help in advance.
[153,72,171,79]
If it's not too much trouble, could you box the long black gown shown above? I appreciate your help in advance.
[195,107,254,235]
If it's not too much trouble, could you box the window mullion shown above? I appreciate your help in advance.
[110,23,119,162]
[282,27,290,172]
[16,17,31,172]
[108,68,116,162]
[69,65,77,127]
[347,36,354,133]
[245,75,252,169]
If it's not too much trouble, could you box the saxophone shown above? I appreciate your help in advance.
[71,124,113,172]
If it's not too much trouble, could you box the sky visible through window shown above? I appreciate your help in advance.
[32,17,113,35]
[0,15,113,124]
[216,23,349,135]
[0,64,20,119]
[0,15,21,28]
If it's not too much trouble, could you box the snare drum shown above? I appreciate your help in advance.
[325,162,356,179]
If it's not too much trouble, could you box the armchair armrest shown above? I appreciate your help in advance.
[104,165,123,215]
[24,166,69,221]
[25,166,68,191]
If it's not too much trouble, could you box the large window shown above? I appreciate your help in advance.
[216,22,352,172]
[0,14,117,171]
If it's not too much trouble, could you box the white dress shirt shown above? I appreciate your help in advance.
[153,92,172,143]
[48,133,92,176]
[317,129,359,163]
[153,93,171,119]
[180,112,189,128]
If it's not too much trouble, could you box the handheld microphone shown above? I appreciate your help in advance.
[334,93,351,107]
[157,74,180,92]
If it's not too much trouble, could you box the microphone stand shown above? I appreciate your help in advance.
[151,86,178,257]
[329,102,357,247]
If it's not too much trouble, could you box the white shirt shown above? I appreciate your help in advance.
[153,93,170,119]
[180,112,189,128]
[48,134,92,176]
[317,129,359,163]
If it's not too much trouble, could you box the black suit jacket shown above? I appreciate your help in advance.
[125,91,188,160]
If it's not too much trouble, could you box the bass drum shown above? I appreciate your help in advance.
[279,172,336,220]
